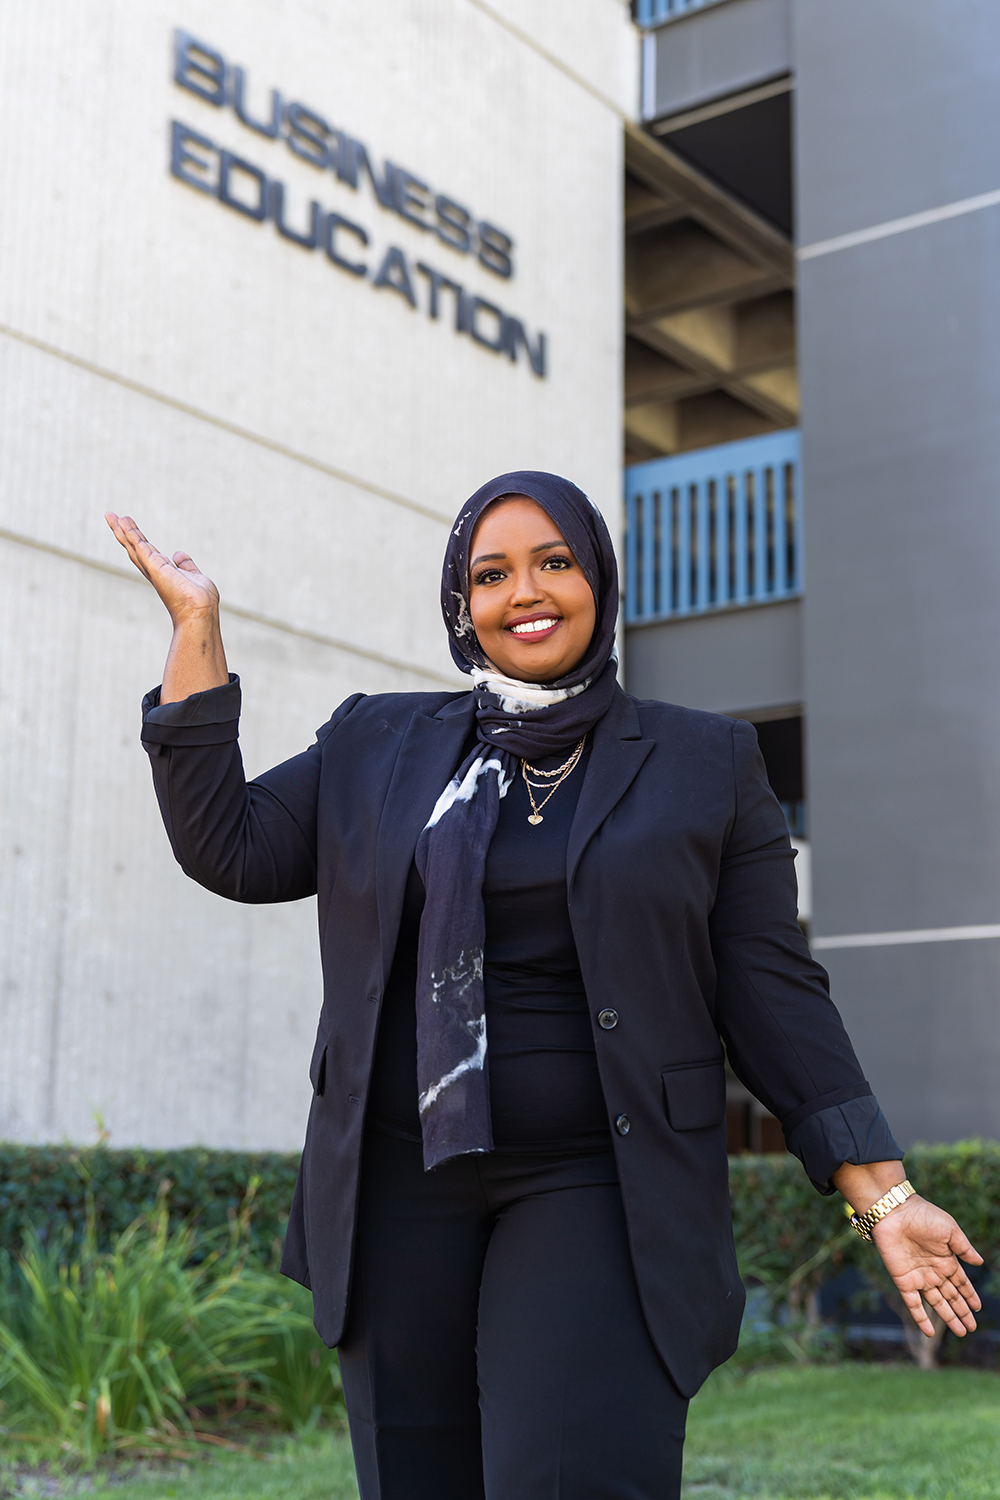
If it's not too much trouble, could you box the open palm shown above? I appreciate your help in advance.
[873,1196,982,1337]
[105,513,219,624]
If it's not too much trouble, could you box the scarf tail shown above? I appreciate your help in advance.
[414,749,511,1170]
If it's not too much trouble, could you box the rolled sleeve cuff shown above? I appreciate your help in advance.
[784,1092,903,1196]
[141,674,241,752]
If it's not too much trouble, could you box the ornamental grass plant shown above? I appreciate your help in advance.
[0,1195,343,1460]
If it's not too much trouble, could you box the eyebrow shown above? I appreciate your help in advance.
[470,540,568,568]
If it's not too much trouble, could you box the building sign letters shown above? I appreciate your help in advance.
[170,30,547,377]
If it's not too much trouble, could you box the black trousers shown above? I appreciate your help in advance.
[338,1129,688,1500]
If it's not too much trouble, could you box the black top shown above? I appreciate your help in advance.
[367,739,611,1152]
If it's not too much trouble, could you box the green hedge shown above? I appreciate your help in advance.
[0,1145,300,1265]
[3,1139,998,1293]
[729,1140,1000,1297]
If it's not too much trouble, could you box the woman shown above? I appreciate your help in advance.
[106,472,981,1500]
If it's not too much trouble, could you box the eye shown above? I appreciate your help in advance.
[473,566,506,586]
[541,554,573,571]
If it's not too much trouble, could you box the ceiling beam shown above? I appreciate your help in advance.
[649,75,792,136]
[627,320,798,426]
[624,121,793,281]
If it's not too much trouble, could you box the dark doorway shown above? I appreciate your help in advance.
[752,714,805,836]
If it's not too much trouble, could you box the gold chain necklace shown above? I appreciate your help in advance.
[520,738,585,825]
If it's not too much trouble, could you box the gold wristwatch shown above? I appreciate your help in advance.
[845,1179,915,1240]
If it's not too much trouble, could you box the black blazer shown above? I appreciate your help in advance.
[141,677,898,1396]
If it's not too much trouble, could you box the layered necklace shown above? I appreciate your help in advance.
[520,737,586,825]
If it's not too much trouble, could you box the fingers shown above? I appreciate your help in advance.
[105,511,129,548]
[105,511,152,579]
[948,1264,982,1310]
[952,1227,984,1266]
[923,1282,978,1335]
[105,510,145,553]
[934,1278,977,1327]
[899,1268,980,1338]
[172,550,200,574]
[105,511,185,598]
[900,1288,935,1338]
[117,514,157,555]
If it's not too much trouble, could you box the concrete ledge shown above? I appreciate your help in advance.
[649,0,792,121]
[624,595,802,714]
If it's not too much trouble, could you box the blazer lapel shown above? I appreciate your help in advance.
[567,688,654,894]
[374,696,477,985]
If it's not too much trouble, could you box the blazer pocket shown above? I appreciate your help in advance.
[662,1058,726,1131]
[309,1034,328,1096]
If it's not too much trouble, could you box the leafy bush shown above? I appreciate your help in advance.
[843,1140,1000,1367]
[1,1137,996,1404]
[0,1199,342,1459]
[729,1140,1000,1287]
[0,1145,300,1266]
[729,1140,1000,1368]
[729,1153,860,1321]
[901,1140,1000,1261]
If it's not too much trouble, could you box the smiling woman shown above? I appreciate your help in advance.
[105,471,982,1500]
[467,496,597,681]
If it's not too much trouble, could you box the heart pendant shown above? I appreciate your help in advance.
[527,813,544,825]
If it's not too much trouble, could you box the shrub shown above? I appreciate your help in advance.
[728,1153,861,1323]
[0,1200,343,1459]
[0,1145,299,1266]
[729,1140,1000,1368]
[1,1138,996,1392]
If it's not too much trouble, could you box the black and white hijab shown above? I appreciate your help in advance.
[414,471,620,1169]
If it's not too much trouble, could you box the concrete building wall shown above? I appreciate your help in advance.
[647,0,790,119]
[625,599,801,714]
[0,0,636,1148]
[795,0,1000,1143]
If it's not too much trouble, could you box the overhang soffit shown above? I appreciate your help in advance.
[624,121,793,280]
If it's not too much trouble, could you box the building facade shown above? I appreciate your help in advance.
[5,0,997,1157]
[629,0,1000,1147]
[0,1,636,1149]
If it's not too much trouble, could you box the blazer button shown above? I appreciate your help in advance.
[615,1113,630,1136]
[597,1008,618,1030]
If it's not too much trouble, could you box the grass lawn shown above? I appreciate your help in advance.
[2,1432,361,1500]
[4,1365,998,1499]
[683,1364,1000,1498]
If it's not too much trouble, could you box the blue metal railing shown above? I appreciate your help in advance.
[624,430,802,624]
[635,0,733,27]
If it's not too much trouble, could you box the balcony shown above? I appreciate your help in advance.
[634,0,734,27]
[624,429,801,624]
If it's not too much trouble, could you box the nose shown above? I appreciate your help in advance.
[509,567,543,607]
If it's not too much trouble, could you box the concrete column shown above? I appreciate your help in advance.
[795,0,1000,1142]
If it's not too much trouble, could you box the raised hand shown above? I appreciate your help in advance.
[105,513,220,623]
[105,513,229,703]
[872,1196,983,1337]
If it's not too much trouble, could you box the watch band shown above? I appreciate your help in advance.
[846,1179,915,1240]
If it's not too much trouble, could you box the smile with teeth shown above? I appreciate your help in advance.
[509,617,560,635]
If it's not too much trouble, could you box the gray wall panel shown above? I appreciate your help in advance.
[651,0,791,119]
[796,0,1000,1142]
[823,942,1000,1147]
[625,598,802,713]
[795,0,1000,245]
[800,193,1000,935]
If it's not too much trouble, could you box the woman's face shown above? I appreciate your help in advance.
[468,496,597,683]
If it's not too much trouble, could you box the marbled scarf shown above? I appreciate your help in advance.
[413,471,619,1169]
